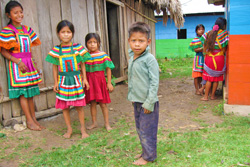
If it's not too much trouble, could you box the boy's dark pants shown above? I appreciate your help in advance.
[133,101,159,162]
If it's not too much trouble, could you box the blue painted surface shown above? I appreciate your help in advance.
[155,14,224,40]
[228,0,250,35]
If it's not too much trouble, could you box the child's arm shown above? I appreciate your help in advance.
[53,64,59,93]
[142,56,159,113]
[106,67,114,92]
[1,48,28,73]
[81,62,89,90]
[194,47,203,53]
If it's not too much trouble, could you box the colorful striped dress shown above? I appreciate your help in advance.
[201,29,229,82]
[84,51,115,104]
[0,24,42,99]
[189,36,204,78]
[46,43,91,109]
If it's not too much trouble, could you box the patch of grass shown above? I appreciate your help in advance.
[20,114,250,167]
[158,57,193,80]
[16,142,32,151]
[212,102,224,116]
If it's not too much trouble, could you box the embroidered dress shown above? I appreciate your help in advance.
[84,51,115,104]
[0,24,41,99]
[201,29,229,82]
[189,37,204,78]
[46,43,91,109]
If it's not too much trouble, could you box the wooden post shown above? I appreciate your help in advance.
[11,99,21,117]
[60,0,72,22]
[3,101,11,120]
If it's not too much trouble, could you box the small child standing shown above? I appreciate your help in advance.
[84,33,115,131]
[46,20,91,139]
[189,24,205,95]
[127,22,159,165]
[0,1,43,130]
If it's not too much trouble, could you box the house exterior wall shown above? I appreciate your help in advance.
[155,14,224,58]
[226,0,250,105]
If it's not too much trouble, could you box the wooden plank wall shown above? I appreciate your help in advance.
[0,0,156,125]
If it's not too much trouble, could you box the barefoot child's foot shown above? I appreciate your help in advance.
[33,119,46,129]
[200,97,209,101]
[27,122,42,131]
[105,125,112,132]
[87,124,98,130]
[63,129,72,139]
[195,90,201,95]
[81,127,89,139]
[198,88,204,96]
[133,157,148,166]
[134,154,142,159]
[210,96,217,100]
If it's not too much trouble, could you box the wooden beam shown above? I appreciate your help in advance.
[106,0,124,7]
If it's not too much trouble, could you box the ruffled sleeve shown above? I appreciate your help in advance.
[72,43,91,62]
[216,29,229,48]
[25,25,41,47]
[85,51,115,72]
[45,46,60,65]
[200,31,209,45]
[189,37,203,52]
[0,26,19,52]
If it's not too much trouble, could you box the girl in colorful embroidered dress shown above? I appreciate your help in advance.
[0,1,43,131]
[84,33,115,131]
[46,20,91,139]
[200,17,229,101]
[189,24,205,95]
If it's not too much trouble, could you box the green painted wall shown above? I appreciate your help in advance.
[156,38,195,59]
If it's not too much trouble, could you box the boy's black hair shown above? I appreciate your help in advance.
[5,1,23,25]
[85,33,101,47]
[56,20,75,36]
[128,22,151,39]
[195,24,205,36]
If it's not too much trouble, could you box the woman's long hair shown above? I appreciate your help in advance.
[204,17,227,52]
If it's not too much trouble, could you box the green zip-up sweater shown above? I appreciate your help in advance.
[127,46,159,111]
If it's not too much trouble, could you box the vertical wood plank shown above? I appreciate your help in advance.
[3,101,11,120]
[135,1,142,22]
[36,0,54,87]
[87,0,96,33]
[71,0,89,44]
[130,0,135,23]
[46,91,56,108]
[126,0,132,28]
[103,0,109,54]
[11,99,21,117]
[49,0,61,46]
[60,0,72,22]
[94,0,103,50]
[34,93,47,111]
[118,6,125,76]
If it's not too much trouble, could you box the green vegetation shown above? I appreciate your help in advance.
[158,57,193,79]
[18,114,250,167]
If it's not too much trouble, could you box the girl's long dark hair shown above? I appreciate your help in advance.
[5,1,23,25]
[205,17,227,52]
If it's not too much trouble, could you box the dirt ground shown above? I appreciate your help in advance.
[0,77,224,167]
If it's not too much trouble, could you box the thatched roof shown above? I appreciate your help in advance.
[142,0,185,28]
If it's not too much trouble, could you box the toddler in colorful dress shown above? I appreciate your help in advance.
[0,1,43,131]
[84,33,115,131]
[189,24,205,95]
[46,20,91,139]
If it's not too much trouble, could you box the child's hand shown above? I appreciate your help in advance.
[18,61,28,73]
[107,83,114,92]
[144,108,152,114]
[53,84,59,93]
[83,80,90,90]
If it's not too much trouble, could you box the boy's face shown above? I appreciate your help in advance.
[128,32,151,57]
